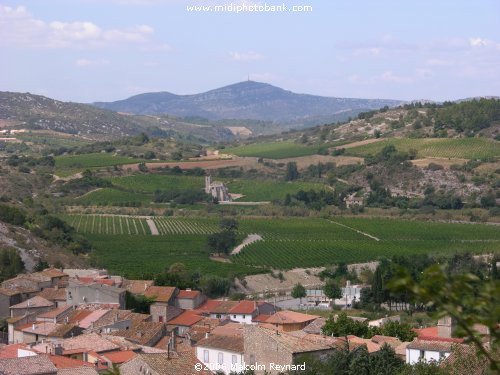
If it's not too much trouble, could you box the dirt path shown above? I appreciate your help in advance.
[333,138,384,149]
[76,188,102,199]
[146,218,159,235]
[329,220,380,241]
[231,234,263,255]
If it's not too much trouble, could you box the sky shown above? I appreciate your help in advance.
[1,0,499,102]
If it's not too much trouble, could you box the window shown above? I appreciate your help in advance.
[158,316,163,322]
[218,352,223,364]
[216,314,221,319]
[232,355,237,365]
[242,315,246,319]
[233,315,237,319]
[203,350,209,362]
[419,350,425,359]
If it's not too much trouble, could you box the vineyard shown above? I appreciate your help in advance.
[76,188,152,206]
[64,215,500,276]
[54,153,147,174]
[224,141,319,159]
[344,137,500,159]
[110,174,204,193]
[225,180,329,202]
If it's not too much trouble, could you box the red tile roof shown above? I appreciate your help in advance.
[102,350,136,364]
[228,300,257,315]
[265,311,318,325]
[0,354,57,375]
[196,334,244,353]
[192,299,221,314]
[414,326,464,343]
[177,290,201,299]
[9,296,54,309]
[167,311,204,327]
[253,314,271,323]
[48,354,94,369]
[0,344,26,359]
[144,286,177,303]
[37,305,73,319]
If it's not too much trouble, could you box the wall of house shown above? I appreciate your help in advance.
[10,305,53,318]
[177,294,206,310]
[196,345,244,375]
[243,325,293,375]
[230,313,253,324]
[0,294,10,319]
[406,348,450,364]
[120,358,156,375]
[67,284,125,308]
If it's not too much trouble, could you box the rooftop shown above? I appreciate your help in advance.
[228,300,257,315]
[167,311,204,327]
[58,333,119,353]
[37,305,73,320]
[265,310,318,325]
[10,296,54,309]
[109,321,165,346]
[177,289,201,299]
[197,334,244,353]
[102,350,136,364]
[144,286,177,303]
[123,280,153,295]
[0,354,57,375]
[38,287,67,301]
[126,353,212,375]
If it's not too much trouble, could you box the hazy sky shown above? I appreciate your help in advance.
[1,0,499,102]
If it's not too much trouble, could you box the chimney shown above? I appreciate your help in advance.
[169,331,176,353]
[205,332,209,339]
[32,323,36,330]
[437,315,456,339]
[27,299,32,307]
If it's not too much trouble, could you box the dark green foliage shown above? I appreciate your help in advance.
[125,292,155,314]
[153,188,210,205]
[323,279,342,300]
[200,275,232,298]
[207,230,237,255]
[0,247,25,282]
[285,162,299,181]
[291,282,306,300]
[0,204,26,226]
[220,218,239,231]
[33,260,50,272]
[434,98,500,135]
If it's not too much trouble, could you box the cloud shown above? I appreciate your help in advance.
[229,51,264,62]
[75,58,110,67]
[469,37,488,47]
[0,5,158,48]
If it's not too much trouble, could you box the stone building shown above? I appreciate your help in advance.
[205,175,231,202]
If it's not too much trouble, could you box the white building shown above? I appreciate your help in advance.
[406,339,453,364]
[205,175,231,202]
[195,333,245,375]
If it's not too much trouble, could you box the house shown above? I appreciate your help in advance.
[36,306,74,324]
[167,311,204,335]
[38,287,67,308]
[66,281,126,309]
[122,280,153,295]
[12,322,80,344]
[406,339,454,364]
[0,288,29,319]
[108,321,166,347]
[368,315,400,328]
[2,274,52,292]
[196,333,244,374]
[101,350,136,366]
[206,301,238,320]
[205,175,231,202]
[120,352,213,375]
[143,286,180,323]
[243,325,341,374]
[175,289,206,310]
[9,296,54,318]
[344,193,364,208]
[227,301,277,324]
[0,354,58,375]
[262,311,318,332]
[35,269,69,287]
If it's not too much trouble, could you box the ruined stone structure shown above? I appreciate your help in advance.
[205,175,231,202]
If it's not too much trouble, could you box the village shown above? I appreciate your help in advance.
[0,266,488,374]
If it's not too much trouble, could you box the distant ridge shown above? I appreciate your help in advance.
[92,81,404,124]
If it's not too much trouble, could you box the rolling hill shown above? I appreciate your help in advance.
[92,81,403,125]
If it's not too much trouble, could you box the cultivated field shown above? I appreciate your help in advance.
[64,215,500,277]
[344,137,500,159]
[54,153,147,176]
[225,141,319,159]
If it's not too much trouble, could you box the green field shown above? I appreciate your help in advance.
[64,215,500,276]
[225,141,319,159]
[77,174,327,205]
[345,138,500,159]
[111,174,204,193]
[55,153,146,171]
[225,179,328,202]
[76,188,153,205]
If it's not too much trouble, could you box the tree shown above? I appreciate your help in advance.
[207,230,237,255]
[33,260,50,272]
[291,282,306,303]
[220,218,239,231]
[323,279,342,302]
[322,312,369,338]
[285,162,299,181]
[389,265,500,372]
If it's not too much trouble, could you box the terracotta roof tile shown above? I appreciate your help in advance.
[144,286,177,303]
[109,321,165,346]
[0,354,58,375]
[228,300,257,315]
[10,296,54,309]
[209,301,238,314]
[124,352,212,375]
[407,338,454,352]
[59,333,120,353]
[37,306,73,320]
[197,334,244,353]
[48,354,93,369]
[38,288,67,301]
[102,350,136,364]
[167,311,204,327]
[347,335,381,353]
[0,344,26,359]
[57,367,99,375]
[37,269,68,278]
[177,290,200,299]
[123,280,153,295]
[192,300,221,314]
[265,311,318,325]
